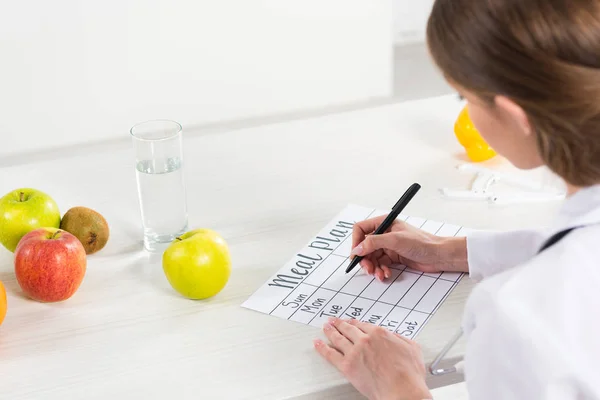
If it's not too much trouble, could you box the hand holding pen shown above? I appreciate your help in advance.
[347,183,469,281]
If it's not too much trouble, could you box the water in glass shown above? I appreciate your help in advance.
[135,156,188,251]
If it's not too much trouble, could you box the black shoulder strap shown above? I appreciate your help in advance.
[538,227,578,254]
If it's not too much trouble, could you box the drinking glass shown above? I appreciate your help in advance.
[130,120,188,251]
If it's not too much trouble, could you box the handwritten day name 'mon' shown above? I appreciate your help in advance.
[242,204,471,339]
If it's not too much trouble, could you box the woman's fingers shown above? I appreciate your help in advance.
[379,254,393,279]
[328,317,366,343]
[313,339,344,366]
[323,322,353,354]
[347,319,415,345]
[394,332,415,344]
[352,215,388,249]
[352,216,411,254]
[358,253,394,281]
[347,318,379,334]
[360,252,392,281]
[360,257,376,275]
[383,266,392,280]
[370,253,381,276]
[314,317,431,400]
[360,232,404,255]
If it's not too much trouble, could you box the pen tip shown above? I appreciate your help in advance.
[346,258,358,273]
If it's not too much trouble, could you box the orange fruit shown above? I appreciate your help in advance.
[454,106,497,162]
[0,280,6,326]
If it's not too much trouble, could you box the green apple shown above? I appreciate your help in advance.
[162,228,231,300]
[0,188,61,252]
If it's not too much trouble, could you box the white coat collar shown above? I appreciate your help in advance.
[550,183,600,233]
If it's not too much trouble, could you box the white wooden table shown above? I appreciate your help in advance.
[0,95,562,399]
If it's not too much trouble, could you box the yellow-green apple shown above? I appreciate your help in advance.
[14,228,86,302]
[162,228,231,300]
[0,188,61,252]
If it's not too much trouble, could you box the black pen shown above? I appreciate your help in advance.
[345,183,421,274]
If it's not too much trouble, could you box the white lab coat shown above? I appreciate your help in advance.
[462,184,600,399]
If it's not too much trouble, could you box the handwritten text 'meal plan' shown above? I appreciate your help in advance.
[268,220,353,290]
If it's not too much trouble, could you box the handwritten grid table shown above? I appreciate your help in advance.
[242,204,471,340]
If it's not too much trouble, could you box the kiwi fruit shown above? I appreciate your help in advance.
[60,206,109,254]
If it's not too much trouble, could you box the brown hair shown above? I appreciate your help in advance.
[426,0,600,187]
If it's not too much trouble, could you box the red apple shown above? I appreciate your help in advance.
[14,228,87,302]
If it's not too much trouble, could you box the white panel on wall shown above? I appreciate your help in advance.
[393,0,434,44]
[0,0,392,156]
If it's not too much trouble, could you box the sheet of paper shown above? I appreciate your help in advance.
[242,204,472,339]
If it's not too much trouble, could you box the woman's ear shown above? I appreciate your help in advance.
[495,95,532,136]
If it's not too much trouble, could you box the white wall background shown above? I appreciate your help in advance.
[0,0,392,157]
[393,0,434,44]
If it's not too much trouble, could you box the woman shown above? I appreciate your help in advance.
[312,0,600,399]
